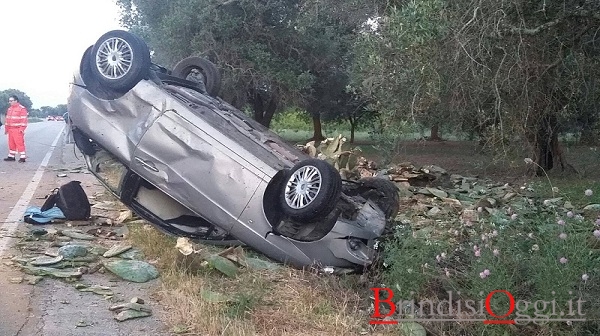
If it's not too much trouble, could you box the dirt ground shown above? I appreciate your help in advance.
[365,140,600,184]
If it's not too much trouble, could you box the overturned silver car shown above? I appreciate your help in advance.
[67,30,399,271]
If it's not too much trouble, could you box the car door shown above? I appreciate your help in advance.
[131,106,265,231]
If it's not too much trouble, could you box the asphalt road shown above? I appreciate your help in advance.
[0,121,168,336]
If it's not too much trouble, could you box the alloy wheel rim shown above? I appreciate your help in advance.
[96,37,133,80]
[284,165,322,209]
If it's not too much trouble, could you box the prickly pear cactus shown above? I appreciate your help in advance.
[301,135,363,179]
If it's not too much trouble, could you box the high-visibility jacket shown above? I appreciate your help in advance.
[5,103,28,131]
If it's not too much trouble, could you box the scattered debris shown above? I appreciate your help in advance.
[11,206,156,287]
[9,277,23,284]
[91,201,126,211]
[245,257,281,271]
[58,245,89,259]
[130,297,144,304]
[174,239,280,276]
[118,249,144,260]
[175,237,196,256]
[60,230,96,241]
[103,260,159,283]
[26,276,44,285]
[399,322,427,336]
[103,244,132,258]
[76,320,94,327]
[19,265,83,280]
[109,301,153,322]
[30,255,64,266]
[203,255,238,278]
[75,283,114,296]
[115,210,133,224]
[5,188,165,329]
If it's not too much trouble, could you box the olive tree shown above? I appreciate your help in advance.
[117,0,377,137]
[351,0,456,145]
[352,0,600,174]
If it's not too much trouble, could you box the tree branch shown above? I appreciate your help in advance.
[542,24,593,74]
[506,10,600,35]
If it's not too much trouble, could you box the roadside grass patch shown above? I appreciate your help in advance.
[126,223,369,335]
[375,179,600,335]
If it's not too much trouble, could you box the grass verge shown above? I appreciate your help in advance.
[126,223,375,335]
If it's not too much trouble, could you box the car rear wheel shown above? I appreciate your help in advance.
[357,177,400,221]
[280,159,342,222]
[172,56,221,97]
[90,30,151,92]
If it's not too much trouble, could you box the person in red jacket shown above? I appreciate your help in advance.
[4,95,28,163]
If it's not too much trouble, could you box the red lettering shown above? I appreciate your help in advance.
[371,288,396,319]
[485,290,515,319]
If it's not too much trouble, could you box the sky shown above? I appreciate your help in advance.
[0,1,124,109]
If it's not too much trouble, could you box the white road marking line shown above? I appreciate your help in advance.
[0,126,65,255]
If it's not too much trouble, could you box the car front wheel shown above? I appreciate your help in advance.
[280,159,342,222]
[90,30,151,92]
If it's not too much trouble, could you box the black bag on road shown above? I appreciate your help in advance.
[41,181,91,220]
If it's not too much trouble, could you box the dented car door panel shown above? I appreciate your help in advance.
[68,81,167,164]
[133,108,265,231]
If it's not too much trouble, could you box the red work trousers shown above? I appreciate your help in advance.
[6,128,26,158]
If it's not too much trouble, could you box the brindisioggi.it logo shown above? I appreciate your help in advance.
[370,288,587,325]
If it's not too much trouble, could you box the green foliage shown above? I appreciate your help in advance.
[382,224,450,299]
[368,118,418,165]
[117,0,379,128]
[380,182,600,335]
[271,109,312,132]
[351,0,600,170]
[118,0,600,168]
[352,0,450,132]
[0,89,33,115]
[118,0,314,105]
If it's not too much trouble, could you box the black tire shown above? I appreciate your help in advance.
[90,30,150,92]
[172,56,221,97]
[80,45,93,76]
[358,177,400,220]
[280,159,342,222]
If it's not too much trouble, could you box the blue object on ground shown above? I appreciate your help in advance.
[24,206,66,224]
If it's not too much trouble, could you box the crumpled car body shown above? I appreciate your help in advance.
[67,30,398,271]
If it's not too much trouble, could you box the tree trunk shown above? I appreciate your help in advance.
[250,91,265,125]
[311,115,326,141]
[349,117,356,143]
[429,124,441,141]
[249,89,277,128]
[262,98,277,129]
[533,115,564,176]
